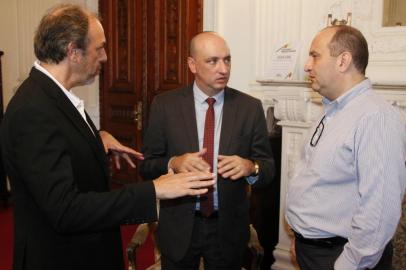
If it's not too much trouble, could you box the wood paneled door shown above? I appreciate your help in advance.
[99,0,203,187]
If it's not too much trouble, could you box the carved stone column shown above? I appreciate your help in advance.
[258,80,322,270]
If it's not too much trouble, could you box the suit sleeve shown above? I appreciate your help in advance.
[140,96,171,180]
[250,99,275,188]
[6,106,157,234]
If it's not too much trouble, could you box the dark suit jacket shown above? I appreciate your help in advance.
[0,68,158,270]
[140,85,274,263]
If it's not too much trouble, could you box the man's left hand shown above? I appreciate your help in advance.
[99,130,144,169]
[217,155,255,180]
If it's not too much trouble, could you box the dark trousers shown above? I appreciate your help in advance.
[295,237,393,270]
[161,213,242,270]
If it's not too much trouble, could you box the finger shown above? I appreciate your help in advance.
[197,148,207,157]
[221,166,240,179]
[183,163,201,172]
[188,179,216,189]
[217,156,234,168]
[218,154,226,160]
[217,161,236,174]
[193,159,211,172]
[168,168,174,174]
[118,146,144,160]
[186,188,209,196]
[229,170,244,180]
[123,154,136,168]
[191,172,216,181]
[113,155,121,170]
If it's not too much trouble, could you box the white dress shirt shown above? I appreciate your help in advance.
[34,61,94,134]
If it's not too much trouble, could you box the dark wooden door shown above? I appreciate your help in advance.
[99,0,202,187]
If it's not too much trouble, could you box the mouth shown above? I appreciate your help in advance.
[308,75,316,82]
[216,77,228,83]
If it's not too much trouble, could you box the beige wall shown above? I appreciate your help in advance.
[0,0,99,126]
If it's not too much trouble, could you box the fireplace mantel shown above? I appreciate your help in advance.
[254,79,406,270]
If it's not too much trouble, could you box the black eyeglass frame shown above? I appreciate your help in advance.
[310,115,326,147]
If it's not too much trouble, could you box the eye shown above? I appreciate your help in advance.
[309,52,320,59]
[207,59,217,65]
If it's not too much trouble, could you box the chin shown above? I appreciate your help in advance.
[215,83,227,90]
[83,76,96,85]
[310,83,320,92]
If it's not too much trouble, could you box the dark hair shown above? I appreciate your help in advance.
[328,25,369,74]
[34,4,95,64]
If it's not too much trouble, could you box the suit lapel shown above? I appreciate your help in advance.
[219,87,237,155]
[85,112,110,178]
[180,86,199,152]
[30,68,109,179]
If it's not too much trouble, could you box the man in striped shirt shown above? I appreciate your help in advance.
[286,25,406,270]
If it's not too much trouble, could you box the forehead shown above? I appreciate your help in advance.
[310,28,336,52]
[195,35,230,58]
[87,18,105,45]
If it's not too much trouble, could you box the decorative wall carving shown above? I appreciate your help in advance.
[327,0,406,60]
[117,0,129,82]
[110,105,135,123]
[164,0,181,83]
[252,0,406,82]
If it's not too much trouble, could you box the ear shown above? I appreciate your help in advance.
[66,42,81,62]
[336,51,352,73]
[187,57,197,74]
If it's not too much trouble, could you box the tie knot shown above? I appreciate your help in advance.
[206,97,216,107]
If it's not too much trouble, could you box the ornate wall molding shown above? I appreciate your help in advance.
[252,0,406,83]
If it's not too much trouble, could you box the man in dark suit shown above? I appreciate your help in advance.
[140,32,275,269]
[0,4,215,270]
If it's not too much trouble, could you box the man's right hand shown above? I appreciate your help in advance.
[153,169,215,200]
[169,149,210,173]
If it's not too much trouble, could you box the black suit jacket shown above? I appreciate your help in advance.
[140,85,274,262]
[1,68,158,270]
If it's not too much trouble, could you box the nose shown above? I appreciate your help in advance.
[218,60,230,74]
[100,48,107,63]
[304,57,312,73]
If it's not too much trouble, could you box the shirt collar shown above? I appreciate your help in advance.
[34,61,84,111]
[323,78,371,117]
[192,81,224,105]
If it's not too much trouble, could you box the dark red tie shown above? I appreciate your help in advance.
[200,97,216,217]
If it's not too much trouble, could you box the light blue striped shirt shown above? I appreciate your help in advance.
[286,79,406,269]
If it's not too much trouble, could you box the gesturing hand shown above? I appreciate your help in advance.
[217,155,255,180]
[153,169,216,199]
[169,148,210,173]
[99,130,144,169]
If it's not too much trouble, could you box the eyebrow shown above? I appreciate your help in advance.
[206,55,231,60]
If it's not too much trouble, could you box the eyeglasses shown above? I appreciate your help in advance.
[310,115,325,147]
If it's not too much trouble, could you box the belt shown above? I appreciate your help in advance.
[194,210,219,219]
[293,231,347,248]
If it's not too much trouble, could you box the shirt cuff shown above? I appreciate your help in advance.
[246,175,259,185]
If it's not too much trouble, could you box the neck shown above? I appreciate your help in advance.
[329,73,366,100]
[195,82,223,97]
[39,61,74,91]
